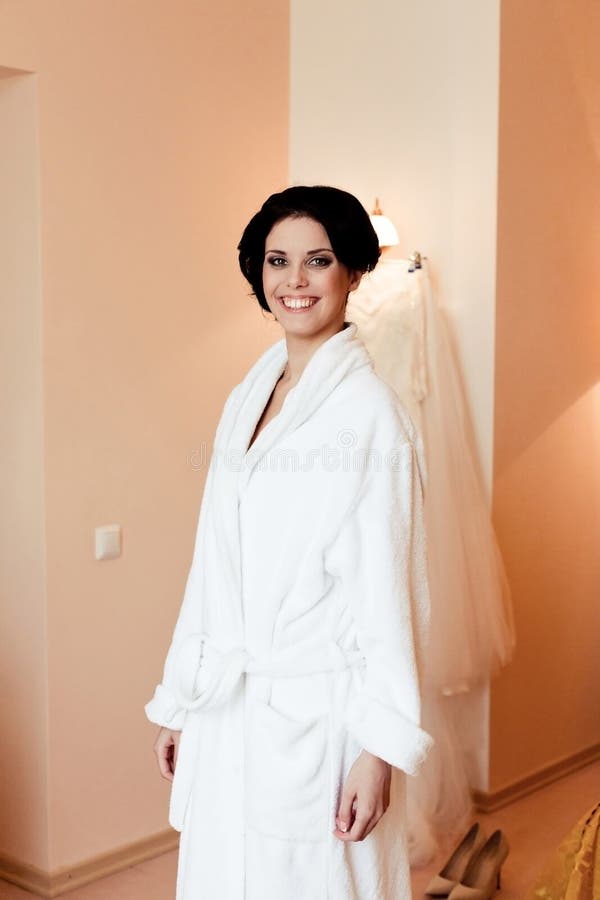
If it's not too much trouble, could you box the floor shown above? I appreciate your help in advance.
[1,761,598,899]
[411,761,600,899]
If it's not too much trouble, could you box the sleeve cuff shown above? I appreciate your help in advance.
[144,684,186,731]
[344,693,434,776]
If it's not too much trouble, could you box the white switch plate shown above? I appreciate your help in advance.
[95,524,121,560]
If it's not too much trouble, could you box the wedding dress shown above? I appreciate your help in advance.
[347,257,515,864]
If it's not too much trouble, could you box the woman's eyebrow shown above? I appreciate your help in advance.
[264,248,333,255]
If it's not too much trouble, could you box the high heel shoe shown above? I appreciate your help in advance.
[424,823,487,896]
[447,830,509,899]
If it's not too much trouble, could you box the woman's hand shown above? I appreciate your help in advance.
[333,750,391,842]
[153,727,181,782]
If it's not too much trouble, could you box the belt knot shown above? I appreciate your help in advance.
[174,633,364,714]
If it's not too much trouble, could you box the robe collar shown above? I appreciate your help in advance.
[225,321,372,491]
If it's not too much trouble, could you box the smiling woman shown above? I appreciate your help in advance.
[145,185,432,900]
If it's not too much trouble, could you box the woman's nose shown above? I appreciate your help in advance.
[287,265,308,288]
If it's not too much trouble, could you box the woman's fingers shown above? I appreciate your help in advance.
[335,788,356,835]
[351,810,376,842]
[153,729,177,782]
[158,743,174,781]
[335,802,385,842]
[338,805,374,842]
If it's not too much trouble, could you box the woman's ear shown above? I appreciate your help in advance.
[348,270,363,293]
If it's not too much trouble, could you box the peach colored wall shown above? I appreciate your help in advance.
[0,0,288,873]
[0,69,48,870]
[491,0,600,791]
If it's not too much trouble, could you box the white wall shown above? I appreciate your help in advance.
[290,0,500,497]
[289,0,501,789]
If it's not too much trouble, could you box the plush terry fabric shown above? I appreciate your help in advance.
[145,321,433,899]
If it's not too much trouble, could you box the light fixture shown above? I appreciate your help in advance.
[369,198,399,249]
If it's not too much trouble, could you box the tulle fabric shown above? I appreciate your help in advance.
[347,258,515,693]
[405,689,473,866]
[347,258,516,864]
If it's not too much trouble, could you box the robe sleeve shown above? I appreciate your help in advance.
[144,460,216,730]
[144,385,239,731]
[324,434,433,776]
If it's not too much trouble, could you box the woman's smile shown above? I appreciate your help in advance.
[278,295,321,311]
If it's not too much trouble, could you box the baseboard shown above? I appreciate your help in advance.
[473,742,600,813]
[0,828,179,898]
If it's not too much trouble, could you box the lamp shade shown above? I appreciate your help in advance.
[369,198,399,248]
[369,214,400,248]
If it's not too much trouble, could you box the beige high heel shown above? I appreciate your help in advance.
[447,830,509,899]
[424,823,487,896]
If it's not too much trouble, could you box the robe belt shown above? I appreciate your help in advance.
[174,633,365,714]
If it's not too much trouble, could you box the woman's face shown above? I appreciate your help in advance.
[262,216,361,337]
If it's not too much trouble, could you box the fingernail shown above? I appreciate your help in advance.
[340,821,347,833]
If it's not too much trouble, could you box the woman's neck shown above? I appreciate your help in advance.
[280,321,348,387]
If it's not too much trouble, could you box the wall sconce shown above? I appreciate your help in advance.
[369,198,399,249]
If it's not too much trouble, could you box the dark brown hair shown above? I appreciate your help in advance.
[238,185,380,311]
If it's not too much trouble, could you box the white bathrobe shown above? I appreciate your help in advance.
[145,321,433,900]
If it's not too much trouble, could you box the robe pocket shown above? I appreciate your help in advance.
[245,699,330,842]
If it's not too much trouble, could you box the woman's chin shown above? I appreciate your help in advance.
[273,307,347,339]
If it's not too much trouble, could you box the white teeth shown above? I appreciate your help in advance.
[282,298,317,309]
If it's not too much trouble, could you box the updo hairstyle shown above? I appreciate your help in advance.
[237,185,381,311]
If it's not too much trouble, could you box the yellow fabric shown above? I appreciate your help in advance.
[525,801,600,900]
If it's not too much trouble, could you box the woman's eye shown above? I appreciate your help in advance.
[266,256,287,267]
[309,256,332,267]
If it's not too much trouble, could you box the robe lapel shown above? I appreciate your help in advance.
[204,339,286,639]
[238,322,371,494]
